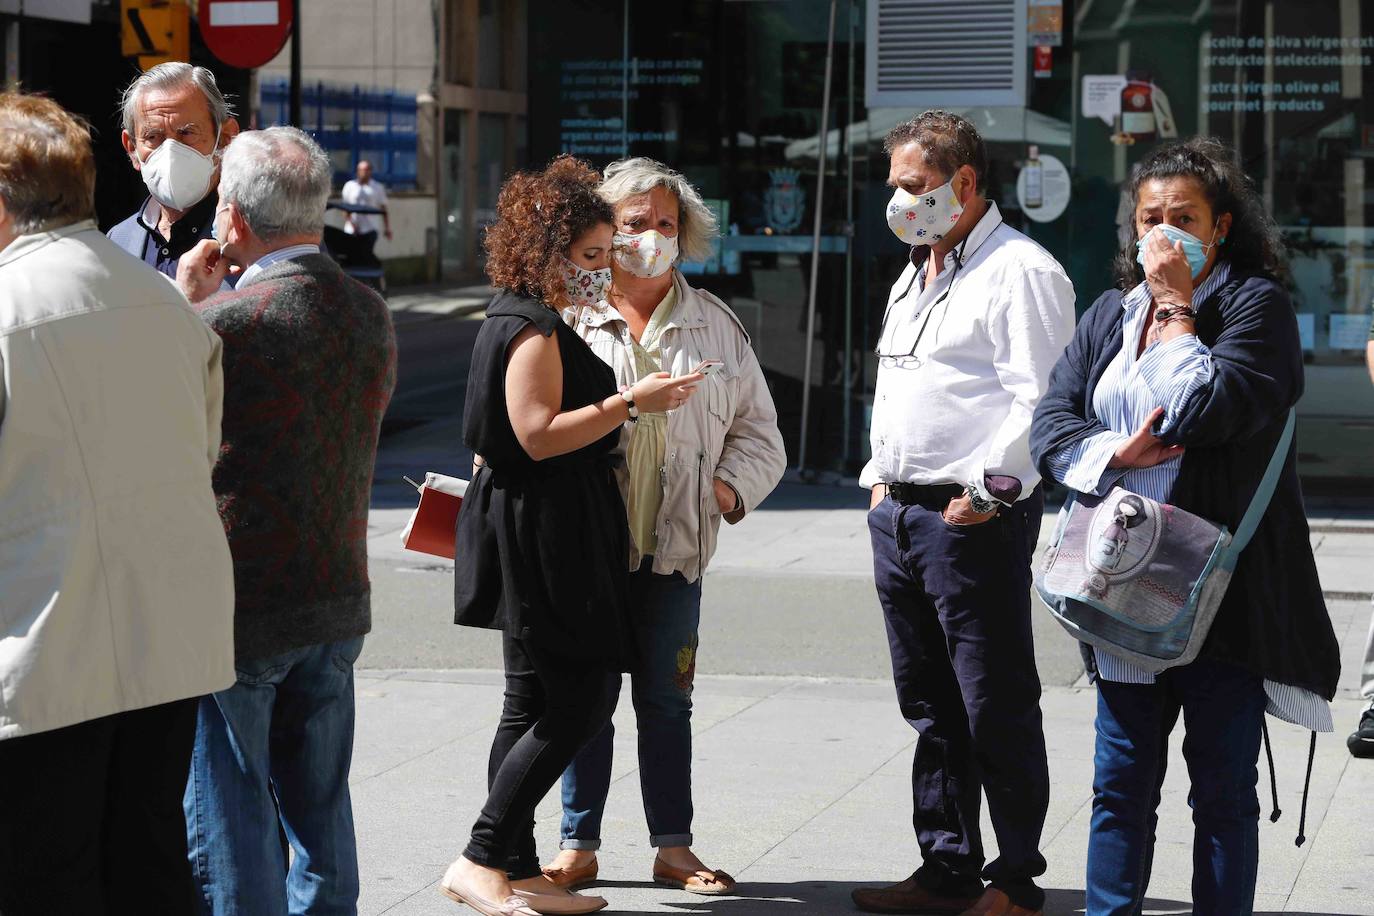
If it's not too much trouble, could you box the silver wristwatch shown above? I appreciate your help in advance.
[964,485,997,515]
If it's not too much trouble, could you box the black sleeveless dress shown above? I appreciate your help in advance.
[453,292,634,671]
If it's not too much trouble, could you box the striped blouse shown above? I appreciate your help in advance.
[1046,262,1332,732]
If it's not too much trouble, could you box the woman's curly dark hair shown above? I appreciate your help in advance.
[1113,136,1286,290]
[484,155,615,307]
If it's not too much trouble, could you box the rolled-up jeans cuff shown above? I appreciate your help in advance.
[559,838,602,851]
[650,833,693,848]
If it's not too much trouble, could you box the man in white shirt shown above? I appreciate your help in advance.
[851,112,1074,916]
[340,159,391,245]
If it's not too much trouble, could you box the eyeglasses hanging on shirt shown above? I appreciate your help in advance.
[874,236,970,369]
[873,217,1003,369]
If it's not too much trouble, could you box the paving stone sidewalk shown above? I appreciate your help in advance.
[357,487,1374,915]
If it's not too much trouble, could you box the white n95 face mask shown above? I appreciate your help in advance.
[885,180,965,246]
[140,129,221,211]
[563,258,612,309]
[613,230,678,279]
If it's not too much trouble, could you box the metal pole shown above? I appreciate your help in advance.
[795,0,838,475]
[841,0,857,467]
[289,0,302,127]
[621,0,629,156]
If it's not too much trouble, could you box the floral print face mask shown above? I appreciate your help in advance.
[563,258,612,309]
[885,180,965,246]
[612,229,678,279]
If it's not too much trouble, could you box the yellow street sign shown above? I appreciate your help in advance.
[121,0,190,67]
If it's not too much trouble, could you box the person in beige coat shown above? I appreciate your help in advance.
[0,92,235,916]
[543,157,786,896]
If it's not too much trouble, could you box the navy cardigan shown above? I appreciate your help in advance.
[1030,270,1340,700]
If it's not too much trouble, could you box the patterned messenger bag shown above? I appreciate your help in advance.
[1034,410,1294,674]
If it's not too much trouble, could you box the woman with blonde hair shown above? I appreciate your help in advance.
[440,156,701,916]
[542,157,786,897]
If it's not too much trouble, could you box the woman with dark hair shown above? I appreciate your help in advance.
[440,156,702,916]
[1030,137,1340,915]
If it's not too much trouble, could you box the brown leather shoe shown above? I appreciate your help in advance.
[956,888,1043,916]
[540,859,598,890]
[851,873,982,914]
[652,856,737,895]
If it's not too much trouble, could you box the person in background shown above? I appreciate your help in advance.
[175,127,397,914]
[852,111,1075,916]
[0,90,235,916]
[1032,136,1340,915]
[1353,319,1374,759]
[441,155,701,916]
[542,157,785,898]
[342,158,392,246]
[109,62,238,278]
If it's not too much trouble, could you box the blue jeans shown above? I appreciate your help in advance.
[559,560,701,849]
[185,637,365,916]
[1088,658,1265,916]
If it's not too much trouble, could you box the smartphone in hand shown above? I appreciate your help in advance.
[691,359,724,377]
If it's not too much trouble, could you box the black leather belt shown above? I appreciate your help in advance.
[885,482,963,507]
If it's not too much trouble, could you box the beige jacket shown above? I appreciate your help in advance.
[0,222,235,741]
[570,271,786,583]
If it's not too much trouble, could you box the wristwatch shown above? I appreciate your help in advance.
[618,385,639,423]
[964,484,998,515]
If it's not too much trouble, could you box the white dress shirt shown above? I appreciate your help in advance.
[861,202,1076,501]
[341,179,388,236]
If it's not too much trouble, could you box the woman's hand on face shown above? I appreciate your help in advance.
[1108,407,1186,469]
[1142,227,1194,308]
[631,371,704,414]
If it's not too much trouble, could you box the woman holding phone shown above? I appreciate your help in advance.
[442,156,701,916]
[542,157,786,896]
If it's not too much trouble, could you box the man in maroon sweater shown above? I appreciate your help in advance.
[177,126,396,914]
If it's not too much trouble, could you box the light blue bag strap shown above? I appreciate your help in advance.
[1220,408,1295,571]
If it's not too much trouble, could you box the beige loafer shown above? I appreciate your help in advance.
[440,860,540,916]
[510,877,607,915]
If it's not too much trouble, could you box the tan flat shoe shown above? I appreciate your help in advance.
[509,878,607,915]
[652,856,737,896]
[440,860,540,916]
[540,859,599,890]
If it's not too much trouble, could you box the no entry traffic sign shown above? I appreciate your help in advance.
[199,0,293,70]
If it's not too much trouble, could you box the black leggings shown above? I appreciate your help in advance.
[465,635,619,878]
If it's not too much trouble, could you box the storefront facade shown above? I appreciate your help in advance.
[521,0,1374,490]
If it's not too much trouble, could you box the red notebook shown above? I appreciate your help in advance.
[399,473,468,559]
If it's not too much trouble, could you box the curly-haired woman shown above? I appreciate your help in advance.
[1030,138,1340,915]
[542,158,785,898]
[440,156,702,916]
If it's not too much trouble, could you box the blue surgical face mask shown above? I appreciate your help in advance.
[1135,223,1217,279]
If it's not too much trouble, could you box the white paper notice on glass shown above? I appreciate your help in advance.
[1082,76,1128,125]
[1296,313,1315,351]
[1328,313,1372,350]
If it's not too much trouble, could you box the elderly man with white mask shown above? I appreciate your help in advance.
[542,157,786,899]
[109,62,239,279]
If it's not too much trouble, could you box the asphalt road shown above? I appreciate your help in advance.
[367,311,1090,689]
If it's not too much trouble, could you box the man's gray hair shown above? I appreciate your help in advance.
[120,62,234,135]
[599,157,718,263]
[218,127,332,243]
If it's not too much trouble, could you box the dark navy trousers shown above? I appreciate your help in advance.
[868,488,1050,910]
